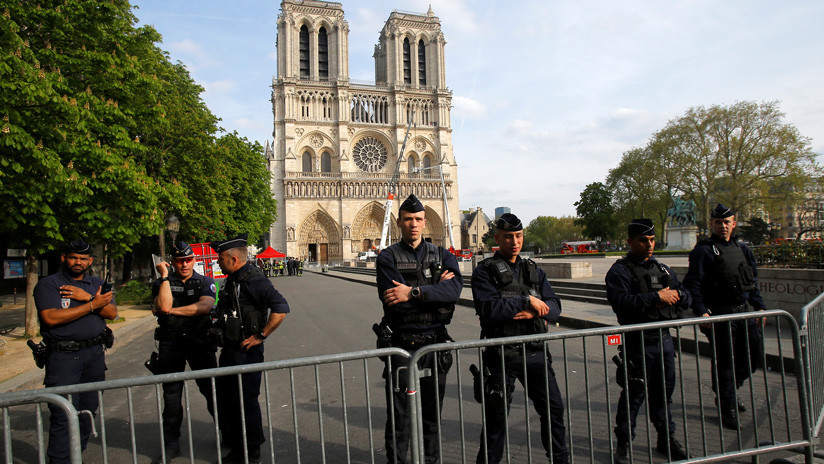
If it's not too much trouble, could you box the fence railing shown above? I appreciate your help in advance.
[0,310,818,463]
[800,290,824,443]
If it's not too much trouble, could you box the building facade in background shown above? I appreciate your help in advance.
[461,207,491,252]
[266,0,459,263]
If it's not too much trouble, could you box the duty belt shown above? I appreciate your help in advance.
[391,328,448,351]
[45,333,106,352]
[712,304,747,315]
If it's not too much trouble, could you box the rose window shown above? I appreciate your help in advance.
[352,136,388,172]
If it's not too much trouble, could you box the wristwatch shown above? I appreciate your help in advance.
[411,287,422,299]
[158,276,169,283]
[256,331,268,340]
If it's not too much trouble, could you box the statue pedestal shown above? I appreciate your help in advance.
[665,224,698,251]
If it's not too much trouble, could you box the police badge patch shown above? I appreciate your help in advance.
[61,298,70,309]
[210,283,217,294]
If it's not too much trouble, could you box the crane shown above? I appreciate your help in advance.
[378,113,415,250]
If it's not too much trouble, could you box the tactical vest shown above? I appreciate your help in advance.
[479,257,548,339]
[158,275,207,331]
[616,257,681,322]
[384,241,455,326]
[217,265,270,344]
[705,238,756,309]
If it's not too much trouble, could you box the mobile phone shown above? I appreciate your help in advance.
[102,281,113,294]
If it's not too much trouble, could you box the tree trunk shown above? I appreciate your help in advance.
[24,253,39,337]
[158,232,165,259]
[122,251,133,283]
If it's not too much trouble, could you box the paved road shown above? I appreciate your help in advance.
[1,273,814,463]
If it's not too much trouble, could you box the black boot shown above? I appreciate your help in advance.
[614,440,630,464]
[657,434,689,460]
[721,408,739,429]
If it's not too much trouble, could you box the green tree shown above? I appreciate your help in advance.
[738,216,772,246]
[574,182,617,241]
[524,216,584,253]
[1,0,164,335]
[649,101,820,227]
[606,147,671,233]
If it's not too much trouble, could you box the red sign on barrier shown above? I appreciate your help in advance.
[607,334,622,346]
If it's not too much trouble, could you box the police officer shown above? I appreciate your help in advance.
[376,193,462,464]
[210,234,290,464]
[471,213,569,464]
[683,204,766,429]
[605,219,690,463]
[34,239,116,464]
[297,259,304,276]
[151,241,218,462]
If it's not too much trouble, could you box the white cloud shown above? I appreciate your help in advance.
[452,96,488,120]
[168,39,220,70]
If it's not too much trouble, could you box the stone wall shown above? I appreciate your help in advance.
[671,265,824,321]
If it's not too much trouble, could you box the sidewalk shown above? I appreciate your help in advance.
[317,262,804,374]
[0,303,156,393]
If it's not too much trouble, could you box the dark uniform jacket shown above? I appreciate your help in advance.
[376,240,463,334]
[605,254,691,325]
[471,252,561,338]
[683,235,766,316]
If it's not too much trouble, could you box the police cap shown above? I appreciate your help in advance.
[496,213,523,232]
[64,239,92,255]
[210,233,248,253]
[628,219,655,238]
[171,241,194,258]
[711,203,735,219]
[399,193,425,213]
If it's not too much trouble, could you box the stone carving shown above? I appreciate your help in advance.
[348,127,356,136]
[310,134,323,148]
[286,227,295,242]
[414,138,426,150]
[352,136,388,172]
[666,193,697,226]
[330,128,337,137]
[343,225,351,239]
[296,128,304,136]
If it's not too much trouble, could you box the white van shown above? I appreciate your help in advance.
[357,251,377,262]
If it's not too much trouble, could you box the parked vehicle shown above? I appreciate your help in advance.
[357,251,377,262]
[560,241,599,254]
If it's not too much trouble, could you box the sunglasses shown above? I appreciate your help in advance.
[173,257,195,264]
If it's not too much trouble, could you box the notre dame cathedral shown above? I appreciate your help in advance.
[265,0,459,263]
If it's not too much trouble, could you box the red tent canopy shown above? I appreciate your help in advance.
[256,246,286,259]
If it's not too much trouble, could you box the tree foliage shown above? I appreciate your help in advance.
[606,147,670,234]
[524,216,583,253]
[648,101,820,227]
[574,182,617,241]
[1,1,278,334]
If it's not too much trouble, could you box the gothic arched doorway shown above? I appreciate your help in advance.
[422,207,445,247]
[298,210,341,264]
[352,201,398,252]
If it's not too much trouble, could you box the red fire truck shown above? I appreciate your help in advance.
[560,241,599,254]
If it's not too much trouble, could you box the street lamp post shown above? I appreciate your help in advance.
[165,215,180,248]
[412,165,455,249]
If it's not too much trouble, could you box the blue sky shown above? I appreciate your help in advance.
[132,0,824,224]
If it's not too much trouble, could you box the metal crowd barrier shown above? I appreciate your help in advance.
[800,291,824,447]
[0,310,816,464]
[0,348,408,464]
[406,310,812,464]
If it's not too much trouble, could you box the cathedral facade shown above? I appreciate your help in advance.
[266,0,460,263]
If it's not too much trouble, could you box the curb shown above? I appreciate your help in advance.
[316,270,798,374]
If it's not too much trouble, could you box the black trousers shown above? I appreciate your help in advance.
[614,331,676,442]
[216,344,265,453]
[383,351,448,464]
[476,350,568,464]
[44,344,106,464]
[704,318,763,410]
[156,337,217,444]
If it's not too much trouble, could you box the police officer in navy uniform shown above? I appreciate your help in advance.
[683,204,766,429]
[605,219,690,463]
[34,239,116,464]
[210,234,289,464]
[376,193,462,464]
[151,241,218,462]
[471,213,569,464]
